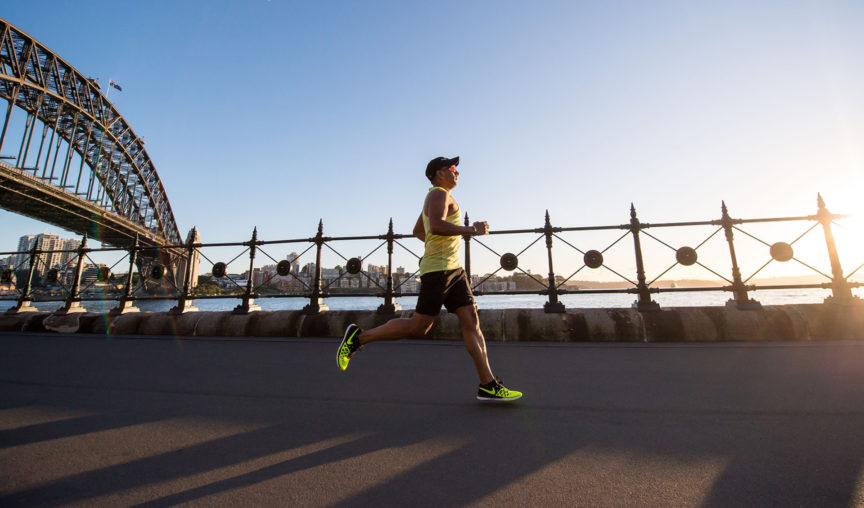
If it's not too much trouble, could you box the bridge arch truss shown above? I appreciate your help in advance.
[0,18,181,246]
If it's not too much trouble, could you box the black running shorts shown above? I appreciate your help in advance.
[415,268,475,316]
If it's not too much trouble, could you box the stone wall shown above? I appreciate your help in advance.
[1,304,862,342]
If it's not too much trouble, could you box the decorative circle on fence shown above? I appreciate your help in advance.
[770,242,794,262]
[276,260,292,276]
[500,253,519,271]
[675,247,698,266]
[46,268,59,283]
[97,266,111,282]
[212,262,227,278]
[346,257,363,275]
[584,250,604,269]
[149,264,166,280]
[1,268,12,283]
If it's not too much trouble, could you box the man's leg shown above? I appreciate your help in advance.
[453,304,495,384]
[337,312,436,371]
[453,305,523,401]
[358,312,436,346]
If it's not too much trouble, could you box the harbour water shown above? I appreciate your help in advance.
[6,287,863,313]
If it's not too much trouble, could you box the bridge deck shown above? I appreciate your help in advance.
[1,333,863,506]
[0,161,161,247]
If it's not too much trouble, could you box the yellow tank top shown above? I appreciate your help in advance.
[419,187,462,275]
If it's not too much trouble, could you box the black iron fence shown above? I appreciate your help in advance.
[2,195,862,315]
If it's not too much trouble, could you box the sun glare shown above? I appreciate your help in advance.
[826,171,864,282]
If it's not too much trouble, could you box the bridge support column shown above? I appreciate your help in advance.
[171,228,201,315]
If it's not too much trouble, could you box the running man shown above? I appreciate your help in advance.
[337,156,522,402]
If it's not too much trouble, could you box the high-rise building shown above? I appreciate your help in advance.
[287,253,301,275]
[12,234,82,281]
[32,234,62,279]
[14,235,35,268]
[58,239,81,268]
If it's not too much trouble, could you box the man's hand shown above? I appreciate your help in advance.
[472,221,490,235]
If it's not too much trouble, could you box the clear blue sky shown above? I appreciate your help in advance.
[2,1,863,280]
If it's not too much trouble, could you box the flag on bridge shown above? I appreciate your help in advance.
[109,79,122,91]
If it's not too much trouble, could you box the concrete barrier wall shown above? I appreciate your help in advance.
[1,304,862,342]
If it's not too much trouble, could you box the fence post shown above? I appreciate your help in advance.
[7,242,39,313]
[463,213,472,282]
[234,227,262,314]
[630,204,660,311]
[720,201,761,310]
[111,235,140,315]
[304,220,329,314]
[816,194,857,304]
[55,235,88,314]
[378,218,402,314]
[543,210,565,313]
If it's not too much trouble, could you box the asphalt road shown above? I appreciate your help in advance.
[1,332,863,507]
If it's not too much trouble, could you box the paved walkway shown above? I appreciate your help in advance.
[1,332,863,507]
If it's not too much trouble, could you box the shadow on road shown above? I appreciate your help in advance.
[0,334,862,506]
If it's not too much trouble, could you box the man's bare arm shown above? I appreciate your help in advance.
[425,189,489,236]
[413,214,425,242]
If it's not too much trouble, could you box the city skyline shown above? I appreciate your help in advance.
[1,2,863,284]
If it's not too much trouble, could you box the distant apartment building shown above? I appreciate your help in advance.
[367,264,386,275]
[287,253,301,275]
[80,264,109,287]
[252,267,264,286]
[32,234,62,279]
[12,234,82,278]
[321,268,340,281]
[14,235,35,267]
[58,239,81,268]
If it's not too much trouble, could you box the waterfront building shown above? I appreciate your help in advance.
[58,239,80,268]
[14,235,35,267]
[287,253,301,275]
[12,234,83,278]
[32,234,62,280]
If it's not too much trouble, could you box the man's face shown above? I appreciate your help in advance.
[437,165,459,187]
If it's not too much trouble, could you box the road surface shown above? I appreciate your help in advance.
[1,332,863,507]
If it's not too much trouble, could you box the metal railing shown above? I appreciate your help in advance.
[2,195,862,314]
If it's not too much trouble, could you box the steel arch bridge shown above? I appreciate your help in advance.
[0,18,181,248]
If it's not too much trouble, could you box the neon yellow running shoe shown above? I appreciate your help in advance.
[476,378,522,402]
[337,324,363,371]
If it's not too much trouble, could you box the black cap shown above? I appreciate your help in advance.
[425,156,460,181]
